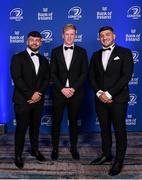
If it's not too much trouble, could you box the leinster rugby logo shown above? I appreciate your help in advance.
[41,115,52,126]
[128,94,137,106]
[40,30,53,43]
[9,8,23,21]
[132,51,139,64]
[68,6,82,20]
[127,6,141,19]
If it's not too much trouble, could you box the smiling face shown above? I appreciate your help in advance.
[62,28,76,46]
[99,29,115,47]
[27,36,42,52]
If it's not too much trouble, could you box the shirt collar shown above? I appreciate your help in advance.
[26,47,39,56]
[102,43,115,50]
[63,43,74,48]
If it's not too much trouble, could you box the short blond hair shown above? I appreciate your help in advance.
[63,24,77,33]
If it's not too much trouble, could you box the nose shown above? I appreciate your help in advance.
[103,35,107,39]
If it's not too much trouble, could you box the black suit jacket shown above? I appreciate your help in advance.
[89,45,133,102]
[50,45,88,95]
[10,50,50,104]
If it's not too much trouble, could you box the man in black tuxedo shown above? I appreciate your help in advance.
[50,24,88,161]
[10,31,50,169]
[89,26,133,176]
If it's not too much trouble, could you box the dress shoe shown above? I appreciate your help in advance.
[31,150,46,162]
[51,150,58,160]
[108,161,123,176]
[70,148,80,160]
[15,157,24,169]
[90,155,112,165]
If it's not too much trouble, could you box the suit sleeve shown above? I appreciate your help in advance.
[50,49,64,91]
[10,54,34,99]
[72,49,88,90]
[89,53,100,93]
[38,59,50,94]
[108,49,134,97]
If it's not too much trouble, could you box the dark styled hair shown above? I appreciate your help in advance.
[27,31,42,38]
[99,26,114,34]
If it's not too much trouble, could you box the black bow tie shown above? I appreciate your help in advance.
[64,46,73,50]
[31,52,39,57]
[102,48,111,51]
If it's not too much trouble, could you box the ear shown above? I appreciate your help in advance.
[113,33,116,40]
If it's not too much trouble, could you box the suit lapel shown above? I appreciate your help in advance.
[25,51,37,75]
[25,51,40,76]
[36,55,43,77]
[69,45,77,69]
[99,50,105,72]
[60,46,68,71]
[106,46,117,71]
[58,45,77,71]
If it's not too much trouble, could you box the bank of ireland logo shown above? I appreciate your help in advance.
[38,7,53,21]
[129,73,139,85]
[74,30,83,42]
[10,31,24,44]
[96,6,112,19]
[125,29,140,42]
[132,51,139,64]
[127,6,141,19]
[9,8,23,21]
[40,30,53,43]
[126,114,136,125]
[128,93,137,106]
[68,6,82,20]
[44,94,52,106]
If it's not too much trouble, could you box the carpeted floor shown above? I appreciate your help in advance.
[0,132,142,179]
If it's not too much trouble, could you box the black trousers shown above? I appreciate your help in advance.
[96,101,128,162]
[14,102,43,157]
[51,92,83,150]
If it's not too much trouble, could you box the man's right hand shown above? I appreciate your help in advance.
[61,88,74,98]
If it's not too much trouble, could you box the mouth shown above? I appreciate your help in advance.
[31,45,38,48]
[103,41,110,44]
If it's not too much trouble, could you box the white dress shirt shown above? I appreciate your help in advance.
[63,44,74,87]
[27,47,39,75]
[102,44,115,71]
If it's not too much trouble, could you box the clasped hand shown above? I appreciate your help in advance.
[99,91,113,104]
[61,88,75,98]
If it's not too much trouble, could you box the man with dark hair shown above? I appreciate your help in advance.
[99,26,114,34]
[50,24,88,161]
[10,31,50,169]
[89,26,133,176]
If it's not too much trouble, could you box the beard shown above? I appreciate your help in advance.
[102,41,114,48]
[28,45,40,52]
